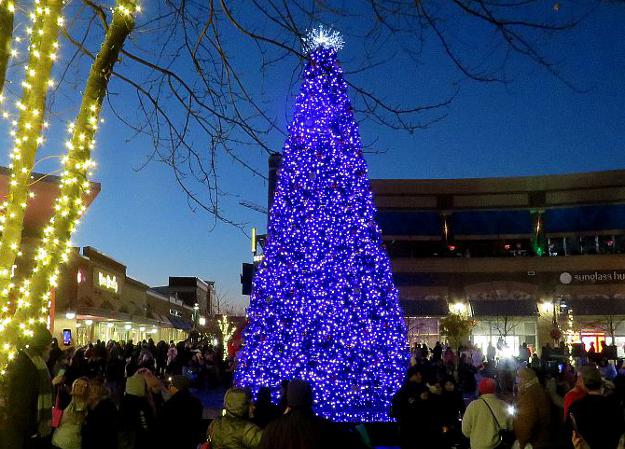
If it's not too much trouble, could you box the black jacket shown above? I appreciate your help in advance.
[119,395,156,449]
[156,389,203,449]
[83,397,119,449]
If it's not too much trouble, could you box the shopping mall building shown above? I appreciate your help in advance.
[371,169,625,358]
[0,167,212,346]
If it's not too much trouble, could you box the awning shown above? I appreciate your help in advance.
[168,315,193,330]
[400,299,448,317]
[470,300,537,317]
[565,298,625,316]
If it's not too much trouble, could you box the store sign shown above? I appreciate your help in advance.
[559,271,625,285]
[96,270,119,293]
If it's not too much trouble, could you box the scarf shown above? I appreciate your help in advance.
[24,348,53,437]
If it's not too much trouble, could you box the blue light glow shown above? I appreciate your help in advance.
[234,38,408,422]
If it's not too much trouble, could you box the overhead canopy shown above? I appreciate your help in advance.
[400,299,448,317]
[168,315,193,330]
[565,298,625,316]
[470,299,537,317]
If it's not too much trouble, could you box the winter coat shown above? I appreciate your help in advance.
[82,397,119,449]
[156,389,203,449]
[208,389,263,449]
[514,382,553,449]
[462,394,512,449]
[51,399,88,449]
[391,380,437,448]
[258,409,339,449]
[118,394,156,449]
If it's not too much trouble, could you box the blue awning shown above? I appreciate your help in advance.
[400,299,448,317]
[469,300,537,317]
[168,316,193,330]
[565,298,625,316]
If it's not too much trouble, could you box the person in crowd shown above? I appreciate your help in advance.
[432,341,443,362]
[118,373,156,449]
[391,366,431,449]
[47,338,63,374]
[563,367,587,420]
[51,377,89,449]
[258,379,366,449]
[208,387,263,449]
[458,353,477,399]
[157,375,203,449]
[569,365,625,449]
[514,367,553,449]
[486,342,496,363]
[252,387,282,429]
[6,324,54,449]
[440,377,466,448]
[462,378,512,449]
[598,357,617,380]
[82,377,119,449]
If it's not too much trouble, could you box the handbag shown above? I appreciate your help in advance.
[51,390,63,428]
[481,398,515,449]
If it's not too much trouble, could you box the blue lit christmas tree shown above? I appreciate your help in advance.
[235,27,408,422]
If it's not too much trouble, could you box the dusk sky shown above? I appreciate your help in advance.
[2,2,625,308]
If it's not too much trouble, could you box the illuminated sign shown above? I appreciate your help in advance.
[96,270,119,293]
[560,271,625,284]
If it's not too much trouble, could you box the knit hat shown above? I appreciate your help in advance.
[170,375,190,391]
[30,324,52,349]
[287,379,313,409]
[580,365,602,391]
[479,377,497,395]
[125,374,146,397]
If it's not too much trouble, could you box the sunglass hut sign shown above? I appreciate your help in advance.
[559,271,625,284]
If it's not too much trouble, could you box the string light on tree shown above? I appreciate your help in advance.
[235,26,408,422]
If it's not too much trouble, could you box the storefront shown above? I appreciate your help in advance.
[53,246,193,346]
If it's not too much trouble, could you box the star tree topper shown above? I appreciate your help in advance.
[302,25,344,54]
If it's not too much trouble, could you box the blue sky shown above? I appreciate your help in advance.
[2,3,625,308]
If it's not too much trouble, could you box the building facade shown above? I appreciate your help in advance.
[54,247,193,346]
[371,170,625,357]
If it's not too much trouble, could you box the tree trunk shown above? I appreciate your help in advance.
[0,0,64,298]
[0,1,14,97]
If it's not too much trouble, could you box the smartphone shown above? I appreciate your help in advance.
[62,328,72,346]
[57,368,66,377]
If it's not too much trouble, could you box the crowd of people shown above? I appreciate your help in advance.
[1,324,624,449]
[0,324,228,449]
[392,340,625,449]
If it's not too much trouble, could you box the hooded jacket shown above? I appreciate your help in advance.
[208,388,263,449]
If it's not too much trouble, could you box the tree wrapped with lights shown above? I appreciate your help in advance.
[0,0,139,373]
[235,27,408,422]
[0,0,15,98]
